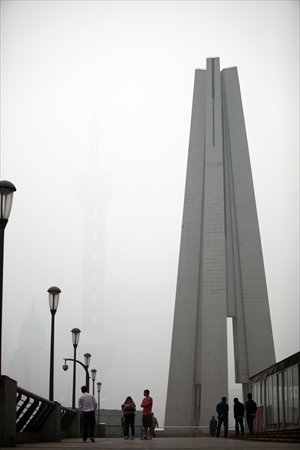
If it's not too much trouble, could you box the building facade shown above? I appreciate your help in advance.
[249,352,300,431]
[165,58,275,429]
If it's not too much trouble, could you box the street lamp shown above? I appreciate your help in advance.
[71,327,81,408]
[91,369,97,395]
[48,286,61,401]
[0,180,16,375]
[84,352,91,391]
[97,382,102,427]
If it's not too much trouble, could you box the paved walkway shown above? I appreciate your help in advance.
[2,437,299,450]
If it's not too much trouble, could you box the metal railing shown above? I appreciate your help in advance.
[16,385,77,437]
[16,386,54,433]
[61,405,77,433]
[1,376,79,446]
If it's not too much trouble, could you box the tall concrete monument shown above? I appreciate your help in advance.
[165,58,275,429]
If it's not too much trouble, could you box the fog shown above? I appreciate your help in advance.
[0,1,299,426]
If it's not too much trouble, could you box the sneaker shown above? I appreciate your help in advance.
[124,436,129,440]
[90,437,95,443]
[130,436,134,440]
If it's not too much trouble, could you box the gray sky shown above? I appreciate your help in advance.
[0,0,299,426]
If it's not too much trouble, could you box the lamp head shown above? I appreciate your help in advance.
[48,286,61,312]
[62,358,68,371]
[0,180,16,222]
[84,353,91,367]
[71,328,81,347]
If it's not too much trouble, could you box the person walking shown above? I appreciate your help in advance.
[141,389,153,440]
[121,396,136,440]
[78,385,97,443]
[216,396,229,438]
[245,393,257,434]
[233,397,245,435]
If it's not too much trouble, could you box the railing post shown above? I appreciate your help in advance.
[0,375,17,447]
[67,409,81,437]
[40,401,61,442]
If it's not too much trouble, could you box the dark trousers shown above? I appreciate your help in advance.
[216,415,228,438]
[124,413,135,437]
[82,410,96,440]
[246,414,255,434]
[235,417,244,435]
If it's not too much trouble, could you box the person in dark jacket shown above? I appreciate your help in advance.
[216,396,229,438]
[233,397,245,435]
[245,393,257,434]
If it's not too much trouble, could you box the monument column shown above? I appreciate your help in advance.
[165,58,275,430]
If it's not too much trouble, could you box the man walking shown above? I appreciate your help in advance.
[78,385,97,443]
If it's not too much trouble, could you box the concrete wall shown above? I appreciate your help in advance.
[98,409,143,437]
[0,376,17,447]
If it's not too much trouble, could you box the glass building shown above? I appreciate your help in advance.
[249,352,300,431]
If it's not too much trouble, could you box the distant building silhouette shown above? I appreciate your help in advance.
[10,303,48,397]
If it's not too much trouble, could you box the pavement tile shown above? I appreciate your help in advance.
[1,438,299,450]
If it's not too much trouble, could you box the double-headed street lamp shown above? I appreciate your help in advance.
[63,351,92,407]
[63,354,90,388]
[0,180,16,375]
[91,368,97,395]
[48,286,61,401]
[63,355,90,388]
[71,327,81,408]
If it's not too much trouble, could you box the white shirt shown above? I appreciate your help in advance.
[78,392,97,412]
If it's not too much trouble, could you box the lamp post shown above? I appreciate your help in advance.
[83,352,91,391]
[91,369,97,395]
[48,286,61,401]
[97,382,102,427]
[71,327,81,408]
[0,180,16,375]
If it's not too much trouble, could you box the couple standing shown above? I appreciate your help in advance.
[122,389,153,440]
